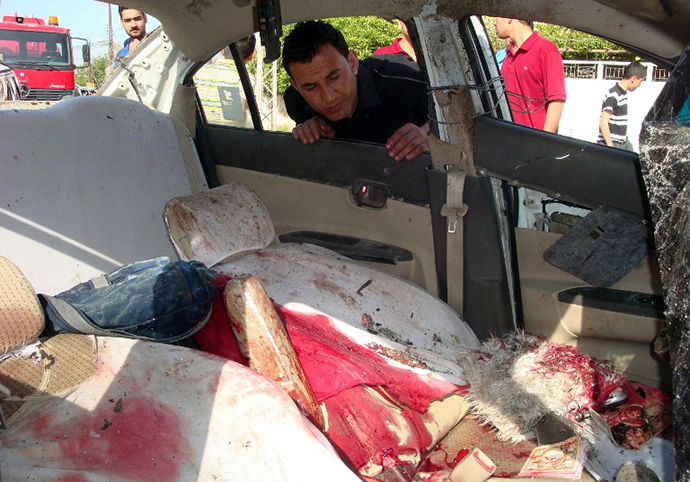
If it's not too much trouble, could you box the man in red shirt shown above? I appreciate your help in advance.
[496,18,566,132]
[373,20,417,61]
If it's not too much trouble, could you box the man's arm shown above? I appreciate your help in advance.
[541,47,566,133]
[386,122,430,161]
[599,110,614,146]
[543,100,565,133]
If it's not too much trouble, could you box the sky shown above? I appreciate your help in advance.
[0,1,160,61]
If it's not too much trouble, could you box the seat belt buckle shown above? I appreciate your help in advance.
[441,204,468,234]
[448,214,458,234]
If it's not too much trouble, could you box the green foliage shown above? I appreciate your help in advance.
[253,17,400,95]
[256,16,636,96]
[75,54,110,88]
[483,17,634,61]
[328,17,401,58]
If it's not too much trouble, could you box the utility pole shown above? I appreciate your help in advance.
[107,3,114,63]
[253,37,280,130]
[88,41,94,86]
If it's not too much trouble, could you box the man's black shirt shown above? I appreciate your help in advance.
[284,55,429,144]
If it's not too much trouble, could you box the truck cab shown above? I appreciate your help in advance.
[0,15,78,100]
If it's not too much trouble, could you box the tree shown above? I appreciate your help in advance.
[482,17,634,61]
[75,55,110,89]
[258,16,635,97]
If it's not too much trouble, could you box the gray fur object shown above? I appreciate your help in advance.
[455,332,609,442]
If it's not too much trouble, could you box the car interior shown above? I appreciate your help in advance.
[2,0,690,479]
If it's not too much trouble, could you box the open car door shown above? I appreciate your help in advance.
[458,16,669,390]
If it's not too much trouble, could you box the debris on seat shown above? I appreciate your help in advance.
[615,460,661,482]
[518,435,588,479]
[222,274,324,429]
[448,448,496,482]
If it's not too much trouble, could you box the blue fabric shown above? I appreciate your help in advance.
[41,257,217,342]
[114,38,131,67]
[495,48,508,70]
[677,96,690,126]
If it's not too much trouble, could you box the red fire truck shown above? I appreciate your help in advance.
[0,14,90,101]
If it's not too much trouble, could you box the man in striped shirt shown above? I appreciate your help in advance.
[597,62,646,151]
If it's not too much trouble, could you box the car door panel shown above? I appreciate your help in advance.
[209,128,516,338]
[470,95,668,386]
[207,127,432,205]
[216,164,440,295]
[517,228,670,387]
[207,127,439,293]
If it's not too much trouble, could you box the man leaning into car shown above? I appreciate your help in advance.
[282,21,430,162]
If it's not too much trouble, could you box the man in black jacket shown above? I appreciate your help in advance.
[283,21,429,162]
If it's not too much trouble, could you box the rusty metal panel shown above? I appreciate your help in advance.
[224,275,324,429]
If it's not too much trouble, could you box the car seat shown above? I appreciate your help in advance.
[0,96,207,295]
[164,182,478,365]
[0,255,361,482]
[164,184,479,478]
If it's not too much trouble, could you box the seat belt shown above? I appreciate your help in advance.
[440,157,469,317]
[428,86,474,318]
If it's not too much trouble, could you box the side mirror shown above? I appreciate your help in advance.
[82,44,91,64]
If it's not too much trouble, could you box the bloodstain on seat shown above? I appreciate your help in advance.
[28,396,191,481]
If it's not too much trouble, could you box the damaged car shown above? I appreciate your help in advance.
[1,0,689,481]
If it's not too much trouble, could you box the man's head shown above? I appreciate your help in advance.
[622,62,647,91]
[222,35,256,63]
[494,18,534,40]
[119,7,147,40]
[236,35,256,62]
[282,21,359,122]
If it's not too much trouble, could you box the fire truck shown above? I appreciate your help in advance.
[0,14,90,101]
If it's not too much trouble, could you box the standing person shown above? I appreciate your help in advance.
[282,21,429,162]
[114,7,148,67]
[597,62,647,150]
[373,19,417,62]
[495,18,566,132]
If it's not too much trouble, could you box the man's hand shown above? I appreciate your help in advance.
[291,116,335,144]
[386,123,430,161]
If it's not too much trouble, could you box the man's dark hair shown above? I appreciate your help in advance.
[235,35,256,61]
[623,61,647,79]
[282,21,349,78]
[518,19,535,30]
[118,6,144,18]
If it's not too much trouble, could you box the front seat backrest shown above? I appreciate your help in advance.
[164,183,275,267]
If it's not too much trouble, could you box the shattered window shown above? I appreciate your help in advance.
[638,46,690,481]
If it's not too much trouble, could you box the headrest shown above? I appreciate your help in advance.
[0,257,45,355]
[164,183,275,267]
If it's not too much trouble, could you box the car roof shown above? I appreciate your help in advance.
[117,0,689,63]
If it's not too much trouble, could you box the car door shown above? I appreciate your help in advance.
[458,16,669,389]
[190,30,516,340]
